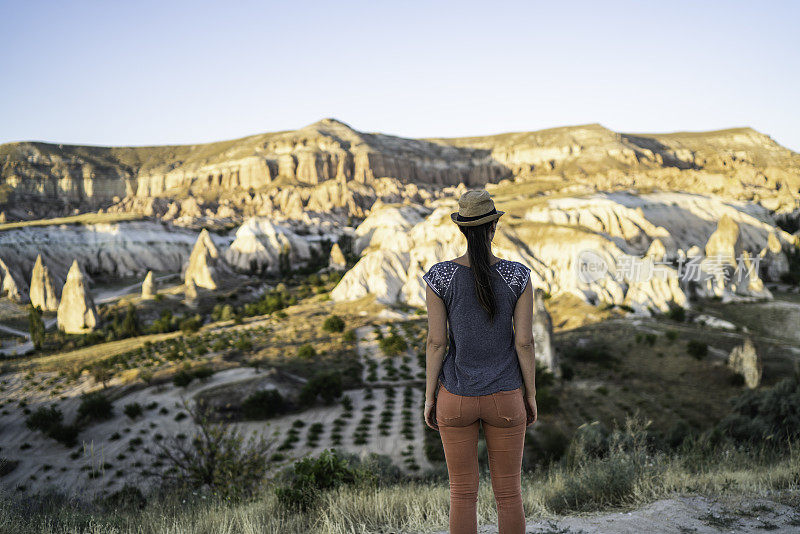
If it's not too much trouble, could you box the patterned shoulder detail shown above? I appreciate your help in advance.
[496,260,531,298]
[422,261,458,298]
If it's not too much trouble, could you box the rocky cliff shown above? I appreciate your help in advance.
[2,120,798,222]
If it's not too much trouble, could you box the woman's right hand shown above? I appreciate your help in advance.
[524,394,538,426]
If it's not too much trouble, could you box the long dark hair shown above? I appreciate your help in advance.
[458,220,497,322]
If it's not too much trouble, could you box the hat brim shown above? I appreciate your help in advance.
[450,211,504,227]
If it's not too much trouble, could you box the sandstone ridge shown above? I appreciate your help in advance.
[2,120,798,220]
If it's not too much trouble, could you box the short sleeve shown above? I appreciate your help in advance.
[498,260,531,299]
[422,261,457,299]
[517,264,531,298]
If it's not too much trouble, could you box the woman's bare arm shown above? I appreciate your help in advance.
[513,276,536,398]
[425,284,448,404]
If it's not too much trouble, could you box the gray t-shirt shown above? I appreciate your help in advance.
[423,258,532,396]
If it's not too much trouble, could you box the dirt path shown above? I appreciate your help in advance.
[431,493,800,533]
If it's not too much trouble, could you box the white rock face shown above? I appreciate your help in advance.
[0,221,232,284]
[56,260,99,333]
[728,338,762,389]
[29,254,60,311]
[224,218,313,274]
[331,191,792,312]
[352,201,430,256]
[183,229,231,290]
[693,216,773,301]
[141,271,156,299]
[532,289,558,376]
[524,192,794,260]
[704,214,742,265]
[332,201,688,313]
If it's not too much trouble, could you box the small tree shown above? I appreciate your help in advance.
[90,364,112,389]
[121,303,141,338]
[242,389,286,420]
[150,400,275,501]
[27,305,45,350]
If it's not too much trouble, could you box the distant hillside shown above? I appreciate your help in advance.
[1,119,798,220]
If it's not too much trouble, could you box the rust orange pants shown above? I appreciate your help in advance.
[435,381,526,534]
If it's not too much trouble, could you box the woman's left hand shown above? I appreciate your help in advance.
[424,400,438,431]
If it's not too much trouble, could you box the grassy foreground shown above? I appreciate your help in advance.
[1,423,798,534]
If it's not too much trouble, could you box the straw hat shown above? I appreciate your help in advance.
[450,189,505,226]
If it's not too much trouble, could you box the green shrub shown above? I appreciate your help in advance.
[545,419,657,514]
[173,371,194,388]
[297,344,317,359]
[298,371,343,407]
[28,305,45,351]
[686,340,708,360]
[562,342,616,367]
[100,484,147,510]
[423,424,445,462]
[322,315,345,333]
[665,304,686,322]
[192,366,215,381]
[343,329,356,343]
[150,310,178,334]
[25,406,63,433]
[523,424,569,470]
[152,403,274,501]
[234,337,253,351]
[25,406,79,447]
[274,449,359,511]
[179,314,203,333]
[0,458,20,477]
[379,334,407,356]
[77,392,113,422]
[123,403,143,419]
[242,389,286,420]
[712,375,800,446]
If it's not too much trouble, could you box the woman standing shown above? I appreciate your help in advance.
[422,189,537,534]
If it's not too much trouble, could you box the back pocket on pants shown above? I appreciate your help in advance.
[492,389,525,425]
[436,384,463,425]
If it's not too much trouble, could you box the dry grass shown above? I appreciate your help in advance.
[1,435,797,534]
[0,212,142,231]
[14,331,185,374]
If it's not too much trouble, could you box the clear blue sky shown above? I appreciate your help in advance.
[1,0,798,150]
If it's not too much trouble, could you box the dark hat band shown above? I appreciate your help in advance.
[455,207,497,222]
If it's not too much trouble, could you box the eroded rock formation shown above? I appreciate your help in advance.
[141,271,156,299]
[0,257,24,302]
[532,288,558,376]
[183,229,230,290]
[329,242,346,270]
[29,254,59,311]
[331,190,792,313]
[728,338,762,389]
[56,260,98,333]
[224,218,313,274]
